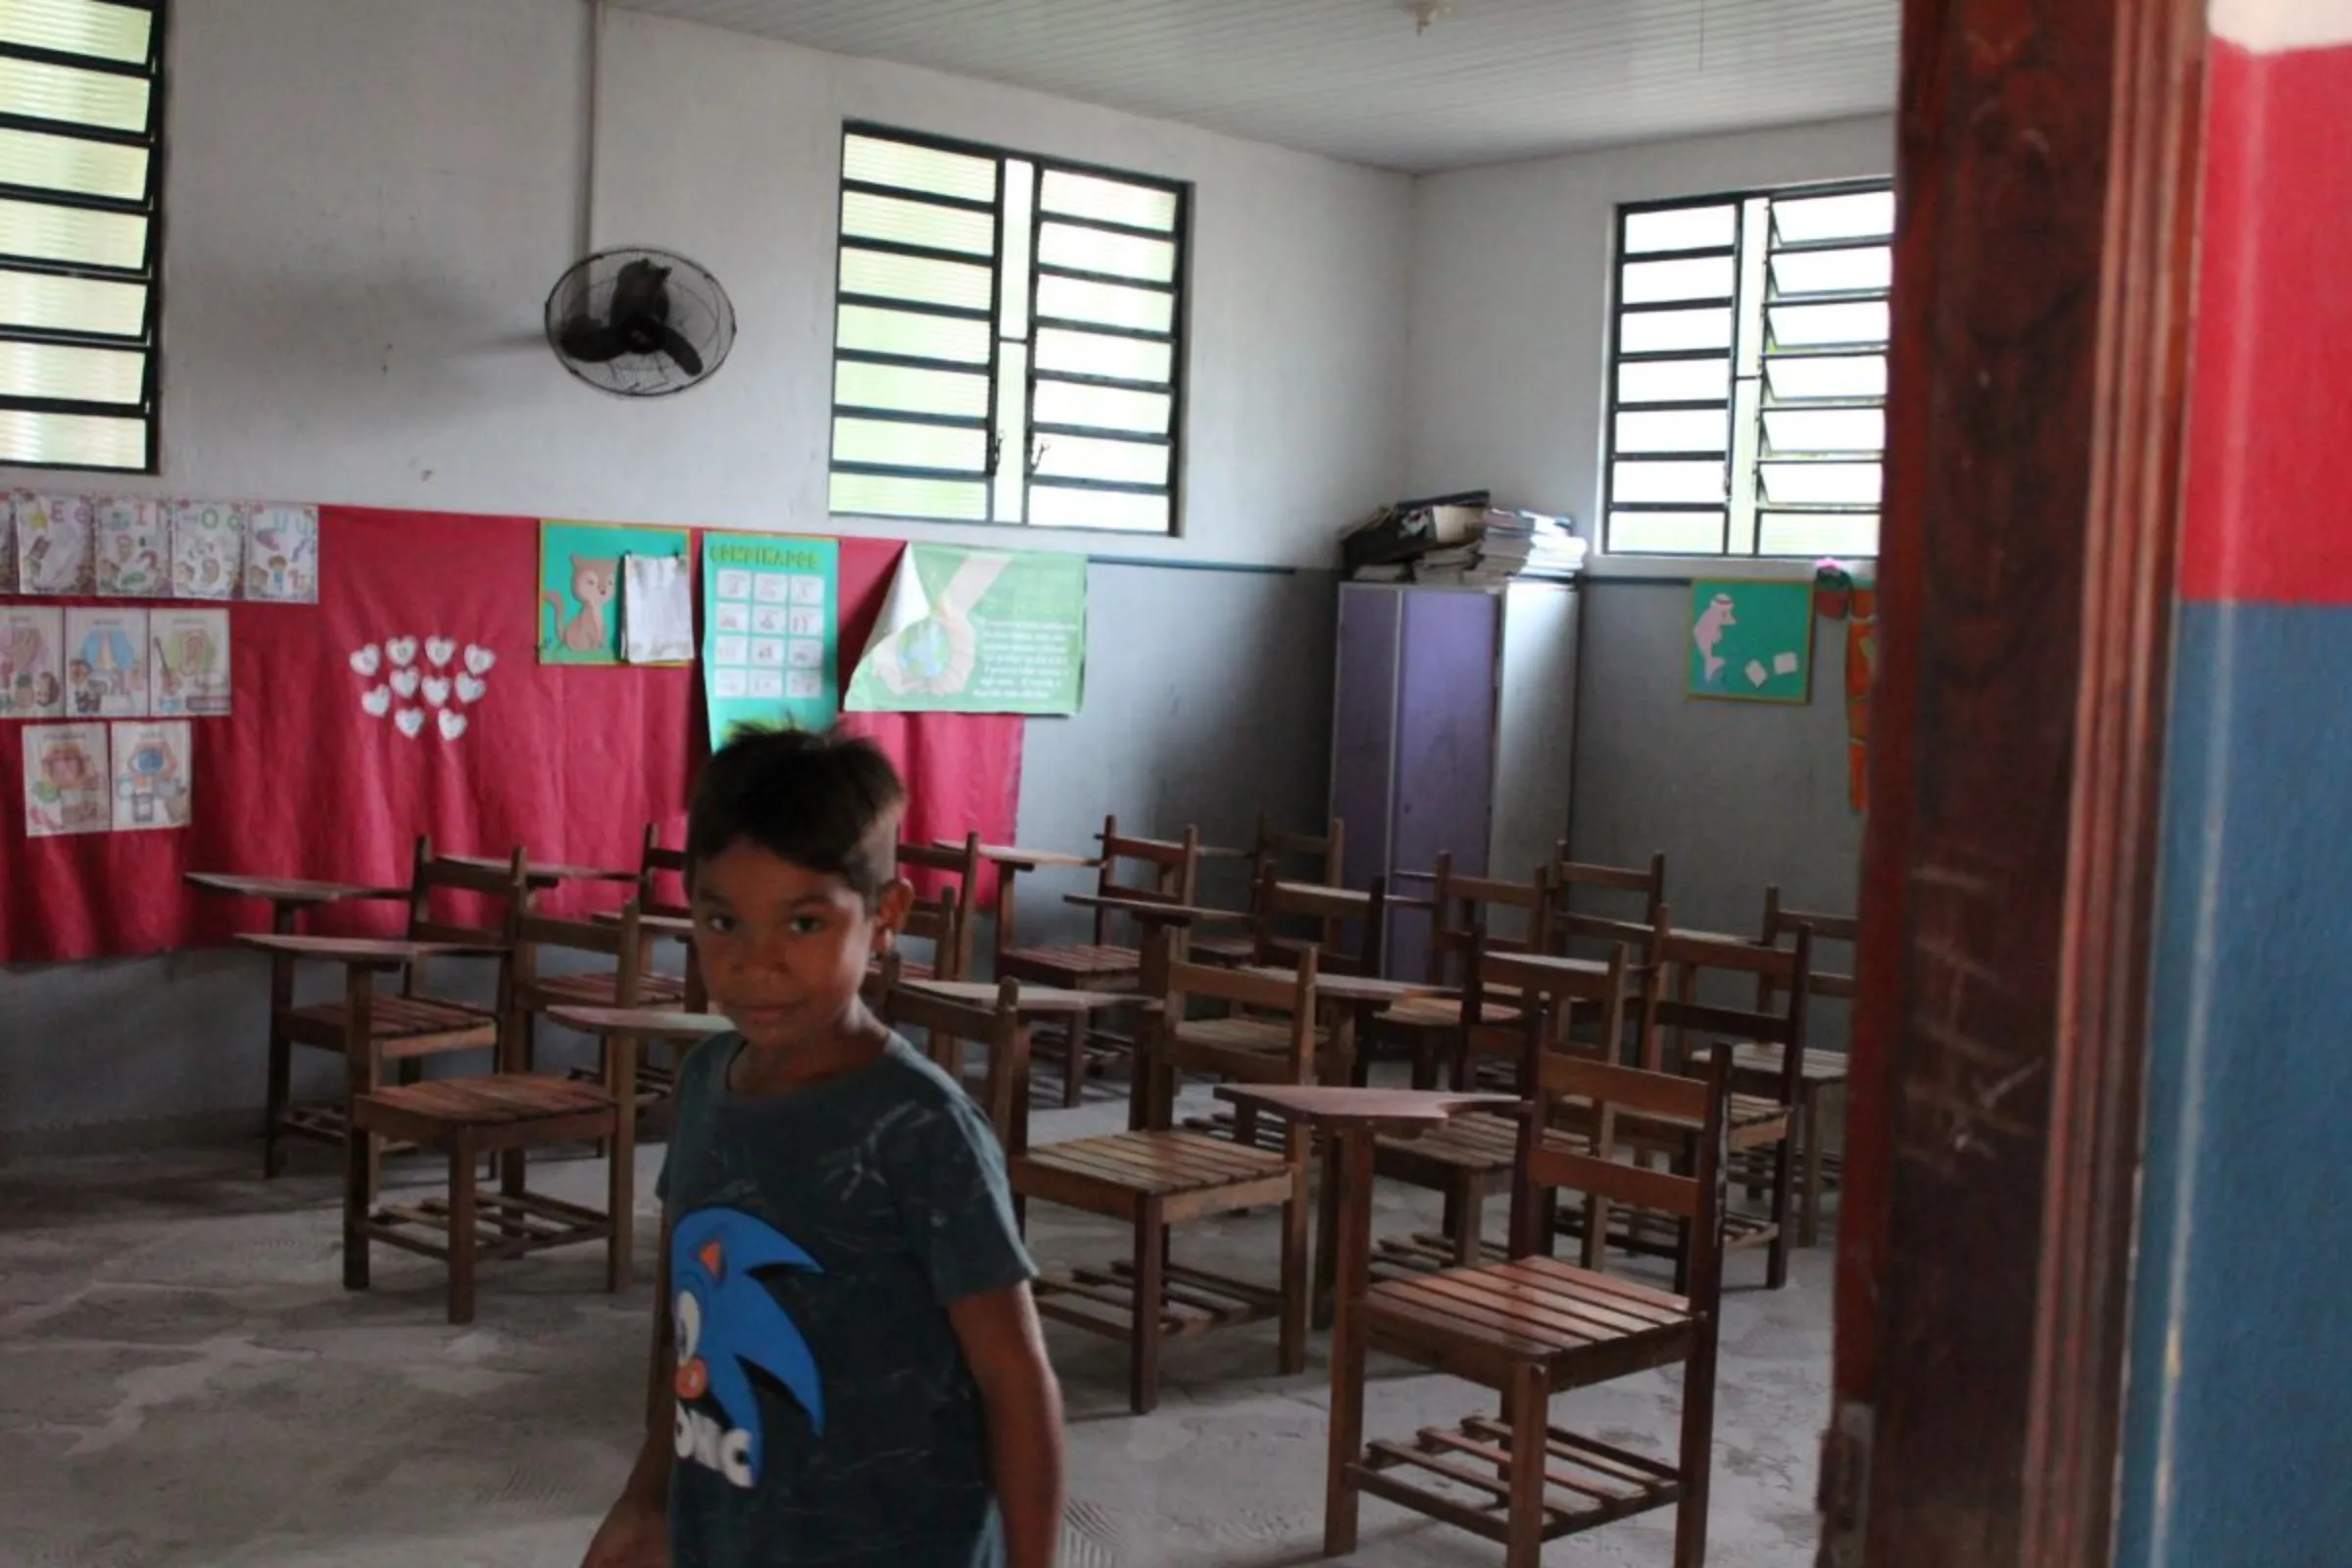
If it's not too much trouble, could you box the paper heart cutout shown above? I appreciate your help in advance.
[425,637,457,668]
[395,708,425,738]
[349,644,382,677]
[455,673,487,704]
[360,685,391,717]
[437,710,467,742]
[421,676,452,708]
[463,645,496,676]
[386,637,418,667]
[389,667,421,698]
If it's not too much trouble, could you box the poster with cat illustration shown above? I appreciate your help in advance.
[537,519,691,665]
[171,500,246,600]
[24,721,109,837]
[244,503,318,603]
[110,718,192,832]
[0,605,64,718]
[94,497,170,597]
[64,607,148,718]
[150,608,231,716]
[16,493,95,595]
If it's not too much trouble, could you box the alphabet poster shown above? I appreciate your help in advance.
[0,606,64,718]
[701,532,840,742]
[64,607,148,718]
[15,493,94,595]
[23,721,108,837]
[109,718,191,832]
[243,504,318,603]
[93,496,169,597]
[150,608,231,716]
[538,519,691,665]
[171,500,246,600]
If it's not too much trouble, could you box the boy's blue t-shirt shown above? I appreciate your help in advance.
[655,1033,1036,1568]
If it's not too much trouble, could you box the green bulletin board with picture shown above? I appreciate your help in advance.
[537,520,691,664]
[1687,579,1815,704]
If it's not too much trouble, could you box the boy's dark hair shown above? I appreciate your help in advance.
[686,727,906,905]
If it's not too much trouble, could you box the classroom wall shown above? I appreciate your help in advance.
[1401,115,1893,985]
[0,0,1401,1140]
[2119,3,2352,1559]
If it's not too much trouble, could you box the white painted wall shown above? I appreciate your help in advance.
[45,0,1413,567]
[1401,114,1895,523]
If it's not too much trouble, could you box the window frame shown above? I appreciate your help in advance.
[828,121,1192,538]
[1600,175,1891,561]
[0,0,168,474]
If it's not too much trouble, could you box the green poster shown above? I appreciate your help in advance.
[1688,579,1815,704]
[701,533,841,744]
[538,520,690,664]
[845,546,1086,716]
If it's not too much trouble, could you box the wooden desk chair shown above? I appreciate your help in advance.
[1548,846,1667,956]
[267,838,530,1187]
[1328,1046,1734,1568]
[1010,936,1314,1414]
[1193,812,1347,965]
[1608,912,1813,1290]
[998,817,1201,1105]
[1376,854,1549,1090]
[1372,941,1632,1277]
[514,902,656,1143]
[883,831,984,985]
[1732,888,1855,1247]
[874,956,1029,1135]
[345,923,647,1325]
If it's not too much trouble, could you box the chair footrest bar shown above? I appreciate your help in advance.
[1351,1413,1684,1546]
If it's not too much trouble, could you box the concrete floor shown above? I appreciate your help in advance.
[0,1084,1829,1567]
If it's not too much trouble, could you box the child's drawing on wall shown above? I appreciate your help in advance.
[24,723,110,838]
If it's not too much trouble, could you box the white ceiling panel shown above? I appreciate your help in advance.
[606,0,1899,172]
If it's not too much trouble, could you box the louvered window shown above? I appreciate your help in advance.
[0,0,163,472]
[828,124,1188,534]
[1604,180,1892,558]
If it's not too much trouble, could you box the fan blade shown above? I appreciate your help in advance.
[558,317,628,364]
[608,260,672,326]
[658,325,705,378]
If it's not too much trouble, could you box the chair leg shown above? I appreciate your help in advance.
[1674,1344,1720,1568]
[447,1131,478,1326]
[1800,1086,1829,1249]
[1062,1017,1090,1109]
[1504,1358,1549,1568]
[1322,1244,1368,1558]
[264,1029,292,1179]
[1767,1133,1797,1290]
[342,1113,371,1292]
[1278,1153,1310,1377]
[1129,1198,1164,1415]
[1451,1174,1483,1268]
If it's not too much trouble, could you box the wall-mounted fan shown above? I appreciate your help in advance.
[545,248,735,397]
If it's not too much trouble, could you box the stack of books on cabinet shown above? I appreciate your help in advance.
[1346,495,1587,586]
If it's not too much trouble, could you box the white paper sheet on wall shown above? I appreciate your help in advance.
[621,553,695,664]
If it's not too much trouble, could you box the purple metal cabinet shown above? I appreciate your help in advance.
[1330,584,1500,980]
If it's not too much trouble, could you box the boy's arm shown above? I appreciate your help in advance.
[949,1283,1064,1568]
[582,1208,673,1568]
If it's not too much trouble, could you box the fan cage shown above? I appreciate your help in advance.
[544,246,737,398]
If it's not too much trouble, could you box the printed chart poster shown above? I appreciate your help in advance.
[0,605,64,718]
[151,608,232,716]
[93,496,169,597]
[65,606,148,718]
[24,721,109,837]
[1687,579,1814,705]
[245,504,319,603]
[171,500,247,600]
[16,493,94,595]
[111,718,192,832]
[702,533,840,743]
[539,519,690,665]
[845,545,1086,716]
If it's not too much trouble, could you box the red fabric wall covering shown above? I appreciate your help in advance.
[0,507,1022,963]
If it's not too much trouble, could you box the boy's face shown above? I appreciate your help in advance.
[689,838,910,1052]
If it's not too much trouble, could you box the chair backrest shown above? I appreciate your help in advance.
[406,836,532,947]
[1477,939,1638,1084]
[514,900,647,1011]
[1758,885,1858,1004]
[1510,1045,1734,1307]
[1643,907,1812,1106]
[637,824,691,919]
[1426,853,1552,988]
[875,956,1031,1153]
[1090,816,1201,943]
[1250,869,1388,978]
[1151,944,1321,1115]
[1251,810,1345,890]
[1549,846,1667,957]
[897,831,983,981]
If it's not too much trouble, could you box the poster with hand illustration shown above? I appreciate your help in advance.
[150,609,231,716]
[0,606,64,718]
[65,607,148,718]
[171,500,246,600]
[16,493,94,595]
[110,719,191,831]
[244,504,318,603]
[539,520,691,665]
[844,545,1086,715]
[23,722,109,837]
[93,497,169,597]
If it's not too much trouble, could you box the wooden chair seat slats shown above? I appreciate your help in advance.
[282,995,497,1045]
[1364,1254,1694,1373]
[355,1073,616,1131]
[1384,995,1523,1030]
[1014,1130,1293,1201]
[1732,1040,1849,1084]
[1004,942,1142,978]
[1172,1015,1334,1054]
[527,970,687,1007]
[1374,1111,1583,1172]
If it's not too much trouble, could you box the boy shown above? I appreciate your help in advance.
[582,728,1064,1568]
